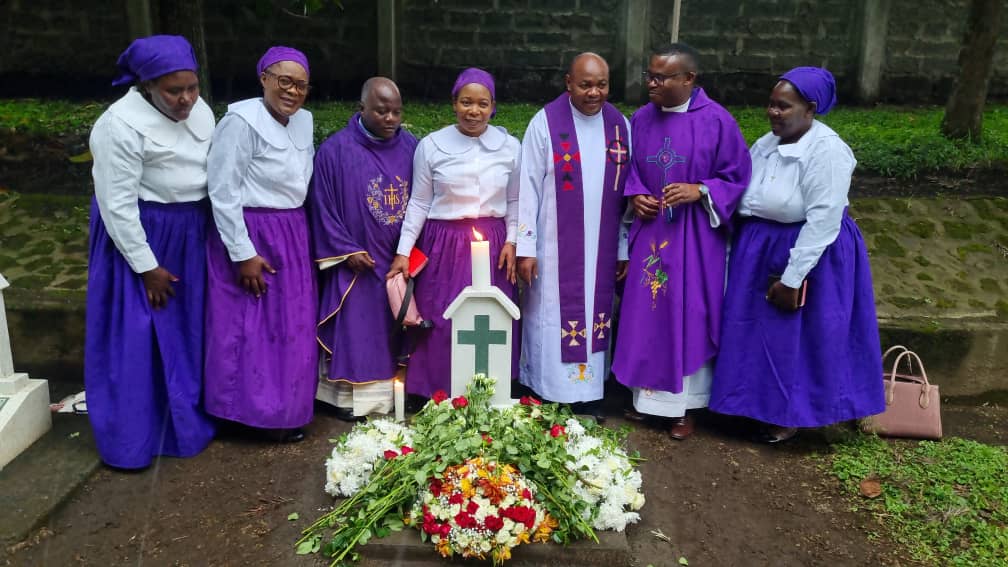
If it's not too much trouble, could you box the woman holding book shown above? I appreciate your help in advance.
[387,67,521,399]
[709,67,884,443]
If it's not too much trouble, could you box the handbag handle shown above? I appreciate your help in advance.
[395,276,415,328]
[882,345,909,364]
[887,349,934,409]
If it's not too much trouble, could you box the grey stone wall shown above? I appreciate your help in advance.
[0,0,1005,104]
[397,0,627,102]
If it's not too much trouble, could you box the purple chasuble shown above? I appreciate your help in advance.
[306,115,418,383]
[543,94,628,362]
[613,88,752,394]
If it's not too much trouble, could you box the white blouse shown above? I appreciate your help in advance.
[396,124,521,256]
[208,98,315,262]
[737,119,855,288]
[89,87,215,274]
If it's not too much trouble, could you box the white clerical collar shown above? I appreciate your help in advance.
[660,99,690,113]
[226,97,313,151]
[428,123,508,155]
[109,87,214,147]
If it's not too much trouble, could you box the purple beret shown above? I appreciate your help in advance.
[112,35,198,87]
[780,66,837,115]
[451,67,496,117]
[257,46,310,77]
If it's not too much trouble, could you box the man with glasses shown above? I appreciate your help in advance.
[309,77,418,421]
[515,53,630,421]
[613,43,751,440]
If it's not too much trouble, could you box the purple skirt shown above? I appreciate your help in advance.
[406,217,518,397]
[85,198,215,469]
[709,214,885,427]
[204,207,318,428]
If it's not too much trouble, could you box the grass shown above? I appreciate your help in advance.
[828,435,1008,566]
[2,98,1007,178]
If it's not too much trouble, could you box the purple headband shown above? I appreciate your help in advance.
[257,46,310,77]
[112,35,198,87]
[451,67,496,117]
[780,66,837,115]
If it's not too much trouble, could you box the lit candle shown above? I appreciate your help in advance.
[471,228,491,289]
[394,379,405,422]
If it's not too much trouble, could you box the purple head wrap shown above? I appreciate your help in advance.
[451,67,497,117]
[779,66,837,115]
[257,46,310,77]
[112,35,198,87]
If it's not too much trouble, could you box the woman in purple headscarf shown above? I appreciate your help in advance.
[204,46,317,442]
[709,67,885,443]
[85,35,216,469]
[387,67,521,399]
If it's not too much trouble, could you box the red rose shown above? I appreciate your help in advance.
[383,449,399,459]
[481,433,493,444]
[520,395,542,406]
[429,479,443,496]
[483,515,504,531]
[454,512,477,529]
[448,492,464,505]
[451,396,468,409]
[466,500,480,514]
[550,424,566,438]
[439,523,452,536]
[400,445,415,455]
[432,390,449,404]
[521,488,532,501]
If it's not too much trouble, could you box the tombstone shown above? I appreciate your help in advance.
[442,238,520,407]
[0,273,52,470]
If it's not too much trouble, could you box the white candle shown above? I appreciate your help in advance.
[471,228,491,289]
[394,379,405,422]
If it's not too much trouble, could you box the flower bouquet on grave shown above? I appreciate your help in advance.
[411,457,556,565]
[297,374,645,566]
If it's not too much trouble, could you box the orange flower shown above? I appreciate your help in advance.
[436,538,453,558]
[493,546,512,563]
[533,514,558,543]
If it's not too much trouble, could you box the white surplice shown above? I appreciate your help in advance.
[516,103,630,403]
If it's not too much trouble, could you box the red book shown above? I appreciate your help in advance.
[408,247,429,277]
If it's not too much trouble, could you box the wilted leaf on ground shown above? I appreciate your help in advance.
[859,477,883,498]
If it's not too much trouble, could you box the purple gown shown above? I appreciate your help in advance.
[307,115,418,383]
[86,199,216,468]
[612,88,752,394]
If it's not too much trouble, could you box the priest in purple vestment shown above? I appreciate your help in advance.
[612,43,752,440]
[307,77,418,420]
[516,53,630,420]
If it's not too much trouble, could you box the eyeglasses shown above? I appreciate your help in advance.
[264,71,311,94]
[642,71,688,84]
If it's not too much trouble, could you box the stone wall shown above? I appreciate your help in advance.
[0,0,1006,104]
[397,0,627,102]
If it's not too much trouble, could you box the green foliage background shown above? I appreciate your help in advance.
[2,99,1007,179]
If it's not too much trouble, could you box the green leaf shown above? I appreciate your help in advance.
[678,557,689,566]
[286,512,299,521]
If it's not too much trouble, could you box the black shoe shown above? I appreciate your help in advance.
[282,428,306,443]
[333,407,365,423]
[406,394,427,413]
[753,425,797,444]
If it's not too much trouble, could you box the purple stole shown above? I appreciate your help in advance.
[544,93,629,363]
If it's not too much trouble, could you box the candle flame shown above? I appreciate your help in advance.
[472,227,485,241]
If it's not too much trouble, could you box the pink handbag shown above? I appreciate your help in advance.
[860,346,942,440]
[386,273,431,329]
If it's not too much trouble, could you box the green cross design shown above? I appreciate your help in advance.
[456,314,507,376]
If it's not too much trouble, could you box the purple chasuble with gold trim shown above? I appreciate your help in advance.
[544,93,629,362]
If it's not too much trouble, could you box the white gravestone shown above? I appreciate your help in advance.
[442,238,520,407]
[0,273,52,470]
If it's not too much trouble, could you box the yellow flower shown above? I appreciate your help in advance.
[533,514,558,543]
[436,539,453,558]
[492,546,512,564]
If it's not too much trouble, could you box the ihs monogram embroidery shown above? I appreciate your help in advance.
[366,174,409,225]
[641,240,669,309]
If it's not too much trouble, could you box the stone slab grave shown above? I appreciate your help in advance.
[0,273,52,470]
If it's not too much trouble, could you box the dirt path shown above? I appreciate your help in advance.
[6,397,1004,567]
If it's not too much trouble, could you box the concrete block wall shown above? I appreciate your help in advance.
[397,0,627,102]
